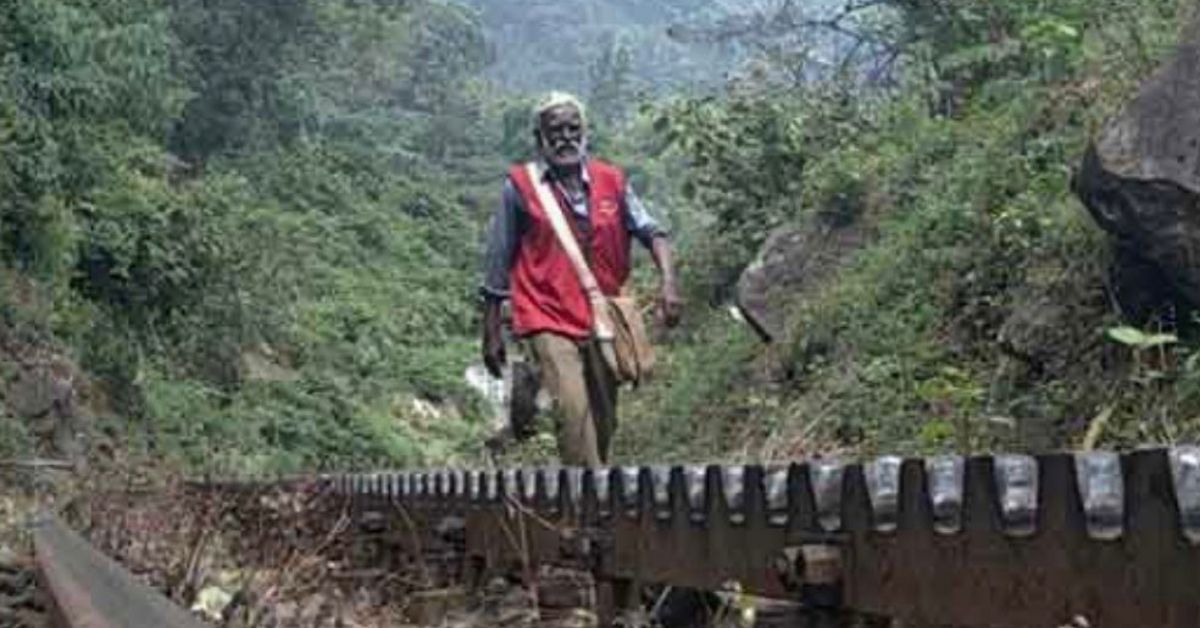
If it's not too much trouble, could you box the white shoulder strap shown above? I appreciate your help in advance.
[524,161,614,340]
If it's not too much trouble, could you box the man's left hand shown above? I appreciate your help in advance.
[658,283,683,328]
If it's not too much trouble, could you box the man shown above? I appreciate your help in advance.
[480,92,681,467]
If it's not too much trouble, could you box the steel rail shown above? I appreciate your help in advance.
[282,446,1200,628]
[31,515,209,628]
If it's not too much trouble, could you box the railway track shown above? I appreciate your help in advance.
[30,514,208,628]
[24,445,1200,627]
[318,446,1200,628]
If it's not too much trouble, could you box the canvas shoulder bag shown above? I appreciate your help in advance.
[525,162,655,385]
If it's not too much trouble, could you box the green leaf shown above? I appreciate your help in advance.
[1055,23,1080,39]
[1143,333,1179,348]
[1106,326,1148,346]
[1106,326,1177,349]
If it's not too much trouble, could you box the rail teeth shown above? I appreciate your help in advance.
[224,444,1200,557]
[1075,452,1124,540]
[453,470,466,498]
[764,466,789,527]
[995,454,1038,537]
[565,467,584,507]
[542,468,561,509]
[927,455,964,535]
[866,456,902,533]
[650,466,672,520]
[466,471,481,501]
[812,461,845,532]
[520,468,538,503]
[1170,447,1200,544]
[685,466,707,523]
[502,469,519,500]
[485,471,499,501]
[595,469,612,517]
[620,466,640,517]
[432,470,445,497]
[721,466,746,524]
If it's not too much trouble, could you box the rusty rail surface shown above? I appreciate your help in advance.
[221,446,1200,628]
[32,515,209,628]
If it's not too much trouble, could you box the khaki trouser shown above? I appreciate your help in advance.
[528,332,619,466]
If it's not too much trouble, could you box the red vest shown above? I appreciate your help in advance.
[509,160,631,340]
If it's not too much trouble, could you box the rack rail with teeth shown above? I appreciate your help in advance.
[241,447,1200,627]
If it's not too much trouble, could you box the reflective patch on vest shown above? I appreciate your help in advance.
[597,197,619,216]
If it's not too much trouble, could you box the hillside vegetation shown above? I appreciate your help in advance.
[616,0,1200,463]
[0,0,497,472]
[1,0,1196,474]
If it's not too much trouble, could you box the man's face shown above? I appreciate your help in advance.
[537,105,586,168]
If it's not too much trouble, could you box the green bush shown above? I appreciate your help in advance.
[0,0,495,472]
[621,0,1192,460]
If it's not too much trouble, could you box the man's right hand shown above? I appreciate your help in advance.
[482,301,506,378]
[483,331,506,378]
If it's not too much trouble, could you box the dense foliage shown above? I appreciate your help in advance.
[617,0,1200,463]
[2,0,1197,472]
[0,0,495,472]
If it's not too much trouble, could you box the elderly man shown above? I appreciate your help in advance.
[480,92,681,466]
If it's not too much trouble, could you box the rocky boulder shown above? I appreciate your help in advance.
[1076,16,1200,316]
[0,341,94,464]
[736,221,864,343]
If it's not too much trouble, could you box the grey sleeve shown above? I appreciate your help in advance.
[623,182,668,249]
[480,178,523,301]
